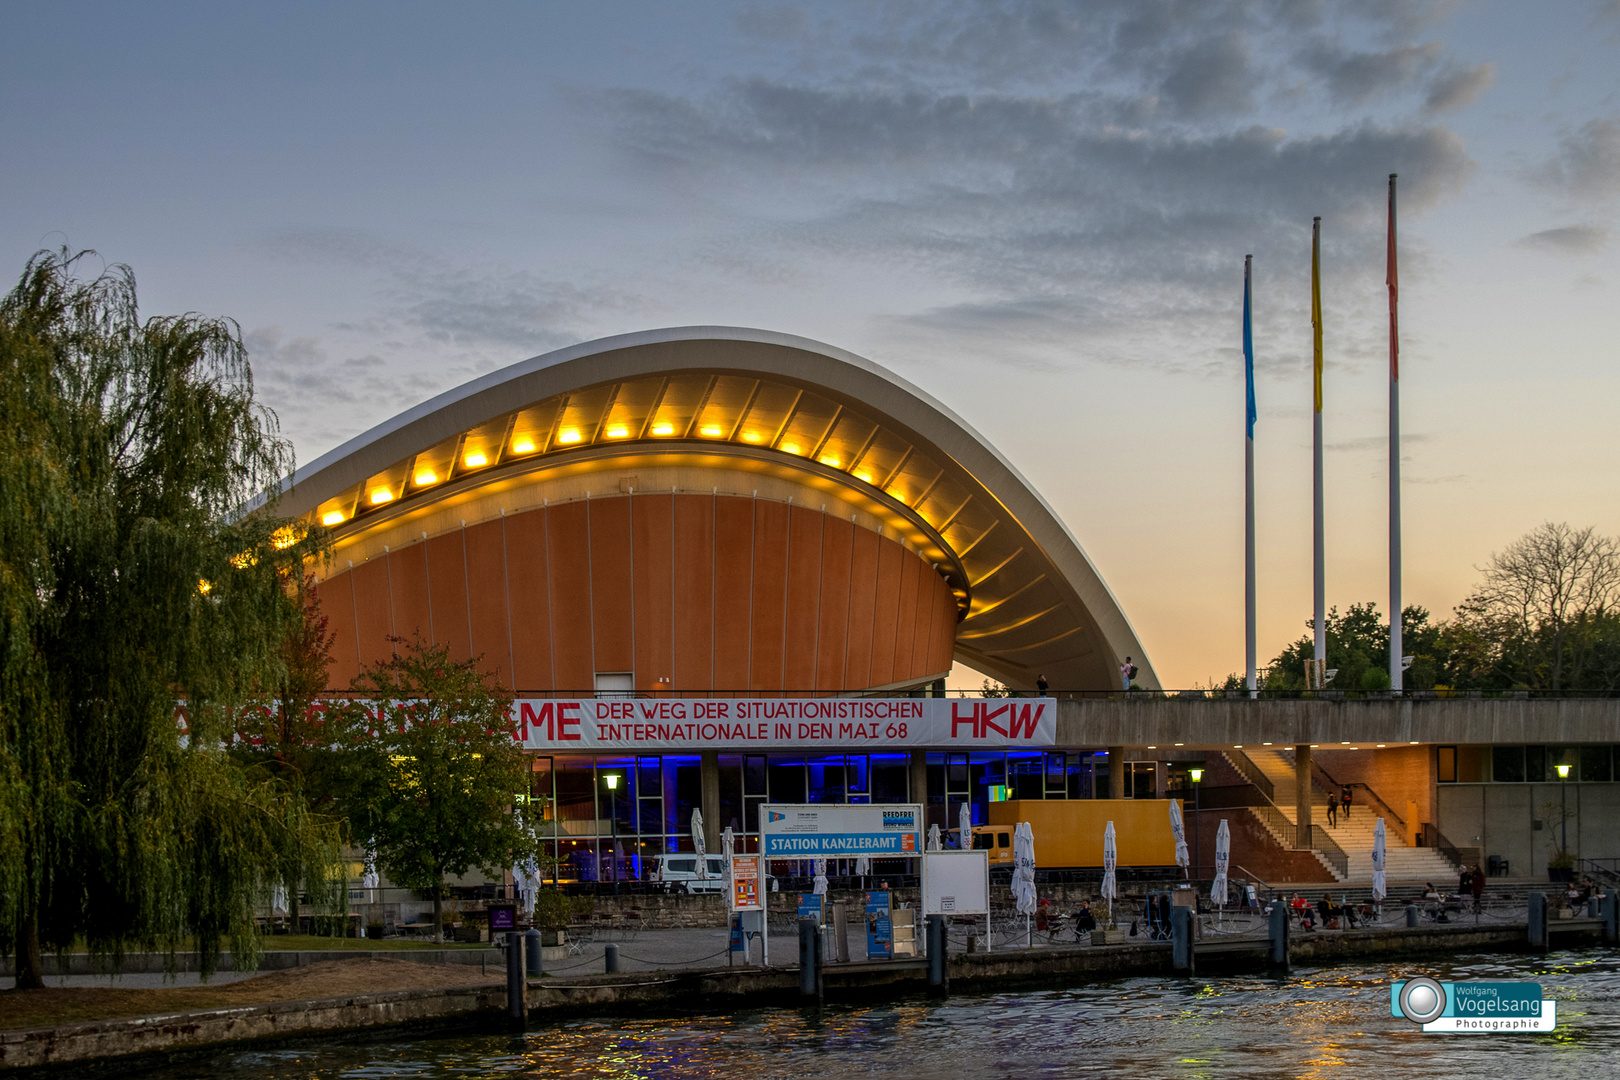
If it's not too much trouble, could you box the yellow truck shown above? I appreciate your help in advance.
[968,799,1183,869]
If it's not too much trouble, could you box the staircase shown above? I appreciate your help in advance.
[1241,747,1460,883]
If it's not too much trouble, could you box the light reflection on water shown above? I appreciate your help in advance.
[140,951,1620,1080]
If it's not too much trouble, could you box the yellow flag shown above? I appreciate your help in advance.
[1312,217,1323,414]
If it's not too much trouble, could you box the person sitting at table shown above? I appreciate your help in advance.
[1076,901,1097,933]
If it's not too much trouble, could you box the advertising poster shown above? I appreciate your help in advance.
[798,893,825,923]
[729,913,744,953]
[730,854,762,912]
[865,891,893,959]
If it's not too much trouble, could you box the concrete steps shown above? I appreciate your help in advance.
[1238,748,1460,883]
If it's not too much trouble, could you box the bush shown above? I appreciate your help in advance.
[1360,667,1391,690]
[532,890,594,930]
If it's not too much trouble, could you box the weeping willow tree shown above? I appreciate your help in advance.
[0,250,344,989]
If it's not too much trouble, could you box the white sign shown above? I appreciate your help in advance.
[513,698,1056,750]
[760,803,923,857]
[923,851,990,916]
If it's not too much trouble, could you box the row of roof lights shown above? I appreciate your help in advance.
[327,416,891,528]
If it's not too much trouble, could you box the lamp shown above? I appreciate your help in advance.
[1556,762,1571,866]
[1188,767,1203,881]
[603,773,622,894]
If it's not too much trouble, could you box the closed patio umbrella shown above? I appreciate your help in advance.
[958,800,973,850]
[1372,817,1387,908]
[928,823,942,851]
[855,853,871,884]
[1212,819,1231,911]
[691,808,708,880]
[1169,798,1189,877]
[1012,822,1037,946]
[1101,821,1118,925]
[813,857,828,896]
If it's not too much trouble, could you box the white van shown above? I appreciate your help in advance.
[651,854,729,893]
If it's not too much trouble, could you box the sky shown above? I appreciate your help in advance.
[5,1,1618,688]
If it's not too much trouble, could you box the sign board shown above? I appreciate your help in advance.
[729,854,762,912]
[488,904,517,932]
[729,913,745,953]
[797,894,825,923]
[513,699,1056,750]
[865,891,893,959]
[760,803,923,858]
[922,851,990,916]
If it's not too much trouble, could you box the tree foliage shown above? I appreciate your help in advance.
[0,250,343,987]
[333,638,539,943]
[1243,522,1620,692]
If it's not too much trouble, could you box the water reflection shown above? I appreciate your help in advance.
[138,951,1620,1079]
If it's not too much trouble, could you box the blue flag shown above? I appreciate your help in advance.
[1243,256,1256,441]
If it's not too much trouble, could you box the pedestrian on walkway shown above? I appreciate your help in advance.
[1340,785,1353,821]
[1120,657,1136,691]
[1326,793,1338,827]
[1036,674,1049,696]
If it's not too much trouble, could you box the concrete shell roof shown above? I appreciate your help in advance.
[278,327,1157,691]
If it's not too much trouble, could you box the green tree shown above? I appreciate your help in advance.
[0,250,343,988]
[334,638,539,943]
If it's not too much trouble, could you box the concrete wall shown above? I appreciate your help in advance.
[1437,782,1620,877]
[1053,697,1620,747]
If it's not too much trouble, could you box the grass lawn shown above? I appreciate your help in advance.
[0,957,500,1031]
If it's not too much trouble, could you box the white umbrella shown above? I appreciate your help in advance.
[813,857,829,896]
[1101,821,1118,924]
[691,808,708,879]
[958,801,973,850]
[855,853,871,879]
[1012,822,1037,946]
[361,845,380,900]
[928,823,942,851]
[513,856,541,917]
[1371,817,1387,905]
[1211,820,1230,909]
[1169,799,1189,877]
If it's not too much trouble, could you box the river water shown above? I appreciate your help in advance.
[137,950,1619,1079]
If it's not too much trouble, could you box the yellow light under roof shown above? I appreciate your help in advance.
[464,452,487,467]
[321,511,345,526]
[742,431,761,443]
[606,425,629,438]
[370,489,394,505]
[558,429,582,444]
[512,439,536,454]
[414,471,438,486]
[651,423,675,436]
[780,442,801,455]
[700,425,723,437]
[855,471,873,483]
[819,456,840,467]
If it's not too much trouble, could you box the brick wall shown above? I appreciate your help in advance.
[1312,746,1434,833]
[1185,807,1332,886]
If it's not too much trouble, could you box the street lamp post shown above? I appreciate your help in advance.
[1189,768,1204,881]
[604,773,621,896]
[1556,762,1571,871]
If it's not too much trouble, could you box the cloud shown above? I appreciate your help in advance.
[1517,224,1610,254]
[1302,42,1444,106]
[1423,61,1494,112]
[1537,116,1620,203]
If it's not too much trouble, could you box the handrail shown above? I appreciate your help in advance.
[1430,828,1466,870]
[1310,760,1406,829]
[1578,858,1620,888]
[1308,825,1350,879]
[1247,803,1348,880]
[1232,864,1272,891]
[1221,750,1275,802]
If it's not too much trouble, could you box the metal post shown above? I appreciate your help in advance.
[798,920,820,1000]
[1387,174,1402,691]
[927,914,947,991]
[1269,899,1289,969]
[1405,904,1418,928]
[604,942,619,973]
[1601,891,1617,946]
[1528,892,1548,950]
[506,932,527,1027]
[525,927,542,977]
[1172,905,1194,975]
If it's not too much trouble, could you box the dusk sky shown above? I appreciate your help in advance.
[6,1,1617,688]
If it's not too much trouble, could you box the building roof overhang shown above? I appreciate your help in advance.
[273,327,1157,691]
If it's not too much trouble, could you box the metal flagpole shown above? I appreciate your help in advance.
[1244,255,1258,697]
[1387,174,1403,691]
[1311,217,1326,684]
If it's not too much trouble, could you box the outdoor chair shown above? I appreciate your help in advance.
[566,922,593,955]
[619,909,643,941]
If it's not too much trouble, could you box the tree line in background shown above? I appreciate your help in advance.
[1236,522,1620,692]
[0,251,538,990]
